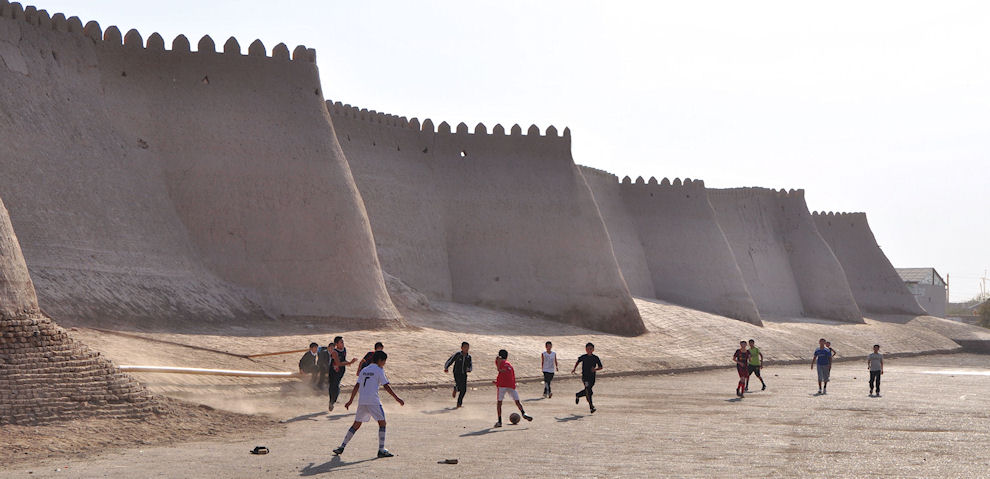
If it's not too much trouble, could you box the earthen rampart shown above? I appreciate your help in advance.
[578,167,656,298]
[614,177,763,324]
[328,102,644,335]
[0,3,398,324]
[709,188,862,322]
[812,212,925,315]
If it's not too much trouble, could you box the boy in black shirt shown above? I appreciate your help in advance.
[572,342,603,413]
[356,342,384,376]
[444,342,473,408]
[298,342,322,389]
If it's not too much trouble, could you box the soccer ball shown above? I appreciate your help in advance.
[509,413,521,425]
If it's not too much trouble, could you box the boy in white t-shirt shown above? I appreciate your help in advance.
[333,351,405,458]
[541,341,559,398]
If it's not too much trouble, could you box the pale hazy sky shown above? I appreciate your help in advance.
[36,1,990,301]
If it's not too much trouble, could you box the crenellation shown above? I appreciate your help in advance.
[172,34,190,52]
[23,4,35,24]
[661,177,671,186]
[648,177,658,185]
[673,178,682,186]
[223,36,240,55]
[197,35,215,53]
[123,29,142,49]
[51,12,65,31]
[474,122,486,134]
[146,32,164,51]
[635,176,645,185]
[455,122,469,134]
[510,124,522,136]
[621,176,631,185]
[66,15,82,33]
[546,125,558,137]
[9,2,22,20]
[272,42,289,60]
[438,121,451,134]
[492,124,505,135]
[527,124,540,136]
[291,44,307,61]
[409,118,421,131]
[248,39,265,56]
[422,119,435,133]
[82,21,101,41]
[37,8,49,29]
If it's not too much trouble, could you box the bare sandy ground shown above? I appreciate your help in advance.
[2,354,989,478]
[54,298,986,411]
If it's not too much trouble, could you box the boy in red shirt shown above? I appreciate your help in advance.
[493,349,533,428]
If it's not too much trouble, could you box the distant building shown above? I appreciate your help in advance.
[896,268,947,317]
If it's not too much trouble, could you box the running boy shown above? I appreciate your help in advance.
[493,349,532,427]
[746,339,766,391]
[356,342,384,376]
[812,338,831,394]
[541,341,558,398]
[333,351,404,458]
[868,344,883,396]
[572,342,603,413]
[328,336,357,411]
[444,342,473,408]
[733,341,749,397]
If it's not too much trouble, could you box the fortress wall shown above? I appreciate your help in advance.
[708,188,806,317]
[619,177,763,325]
[813,212,925,315]
[0,7,398,322]
[577,167,655,298]
[435,125,643,335]
[327,103,452,300]
[777,191,862,322]
[329,107,644,335]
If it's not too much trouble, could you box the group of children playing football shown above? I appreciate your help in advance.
[324,336,885,458]
[327,339,602,458]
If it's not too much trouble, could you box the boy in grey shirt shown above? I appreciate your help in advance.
[868,344,883,396]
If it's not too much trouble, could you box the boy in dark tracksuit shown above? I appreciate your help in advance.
[572,342,603,413]
[444,342,473,408]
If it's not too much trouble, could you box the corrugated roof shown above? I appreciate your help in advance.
[896,267,944,285]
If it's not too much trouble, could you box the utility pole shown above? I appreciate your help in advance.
[980,270,989,302]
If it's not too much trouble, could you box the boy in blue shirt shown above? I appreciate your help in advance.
[811,338,831,394]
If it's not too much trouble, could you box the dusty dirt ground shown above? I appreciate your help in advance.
[2,354,989,478]
[0,398,278,469]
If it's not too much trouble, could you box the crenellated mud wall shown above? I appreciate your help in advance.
[813,212,925,315]
[580,168,762,324]
[328,103,645,335]
[578,167,655,298]
[709,188,862,322]
[0,3,399,324]
[619,176,763,325]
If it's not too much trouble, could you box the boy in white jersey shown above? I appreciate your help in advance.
[541,341,558,398]
[333,351,405,458]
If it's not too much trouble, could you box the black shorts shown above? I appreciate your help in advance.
[748,365,761,376]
